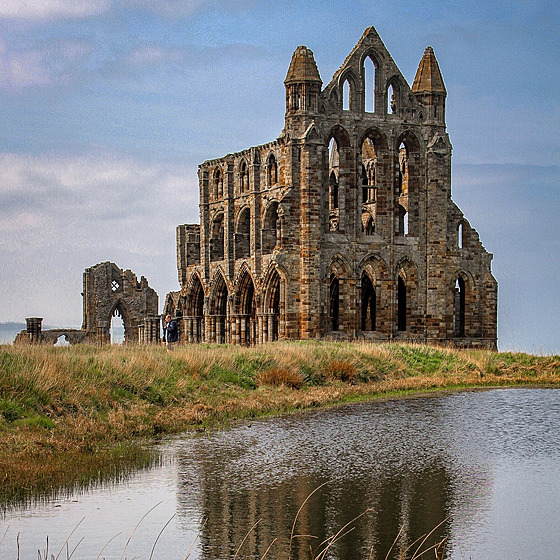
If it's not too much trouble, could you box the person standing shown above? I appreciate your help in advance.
[163,314,178,351]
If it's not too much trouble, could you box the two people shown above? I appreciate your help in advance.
[163,314,178,350]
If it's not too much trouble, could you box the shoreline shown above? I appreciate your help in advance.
[1,341,559,505]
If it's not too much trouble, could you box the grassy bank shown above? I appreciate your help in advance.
[1,340,559,504]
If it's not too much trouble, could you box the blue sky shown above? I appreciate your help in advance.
[0,0,558,353]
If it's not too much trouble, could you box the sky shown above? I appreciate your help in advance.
[0,0,558,354]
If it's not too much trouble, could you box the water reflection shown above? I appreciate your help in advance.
[174,396,495,559]
[2,389,559,560]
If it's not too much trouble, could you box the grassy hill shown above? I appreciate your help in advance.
[0,340,558,504]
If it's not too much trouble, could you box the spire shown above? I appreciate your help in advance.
[284,46,322,85]
[412,46,446,96]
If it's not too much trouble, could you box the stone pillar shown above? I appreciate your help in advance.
[26,317,43,343]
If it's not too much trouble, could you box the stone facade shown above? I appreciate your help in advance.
[82,262,160,344]
[165,27,497,349]
[16,262,160,345]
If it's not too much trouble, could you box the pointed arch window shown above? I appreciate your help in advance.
[364,56,376,112]
[361,272,376,331]
[267,154,278,186]
[240,161,249,193]
[214,168,223,199]
[343,80,351,111]
[329,273,340,331]
[454,277,466,337]
[235,207,251,259]
[397,274,407,331]
[328,137,340,231]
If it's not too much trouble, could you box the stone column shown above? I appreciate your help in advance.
[26,317,43,343]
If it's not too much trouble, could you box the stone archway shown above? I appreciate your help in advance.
[82,262,159,344]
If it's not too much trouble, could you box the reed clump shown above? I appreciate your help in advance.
[1,341,559,504]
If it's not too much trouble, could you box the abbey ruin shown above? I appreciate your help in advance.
[164,27,498,349]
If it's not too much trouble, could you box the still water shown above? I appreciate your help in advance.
[2,388,560,560]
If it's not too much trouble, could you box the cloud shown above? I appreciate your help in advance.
[0,38,93,90]
[0,151,199,324]
[0,0,110,20]
[0,152,198,248]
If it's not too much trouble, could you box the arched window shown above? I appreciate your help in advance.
[454,277,466,337]
[387,84,395,114]
[236,271,255,346]
[214,169,223,199]
[210,274,228,344]
[210,213,224,261]
[397,141,409,236]
[240,161,249,193]
[343,79,350,111]
[328,137,340,231]
[458,223,464,249]
[361,136,377,208]
[235,207,251,259]
[329,273,340,331]
[262,202,279,253]
[361,272,376,331]
[266,269,281,342]
[397,274,406,331]
[267,154,278,186]
[364,56,375,112]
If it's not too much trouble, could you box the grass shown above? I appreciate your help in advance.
[0,340,559,505]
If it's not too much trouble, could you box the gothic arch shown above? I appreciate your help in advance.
[238,158,249,193]
[395,258,419,334]
[394,130,423,238]
[233,268,256,345]
[339,69,359,111]
[452,269,478,339]
[262,200,279,253]
[108,300,133,344]
[235,206,251,259]
[208,271,229,344]
[262,263,287,342]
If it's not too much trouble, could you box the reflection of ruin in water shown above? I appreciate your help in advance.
[174,398,492,560]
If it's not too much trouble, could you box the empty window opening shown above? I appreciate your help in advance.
[361,273,376,331]
[240,161,249,193]
[388,84,396,114]
[329,273,340,331]
[111,280,120,292]
[262,202,279,253]
[454,278,466,337]
[343,80,350,111]
[398,204,408,236]
[111,309,125,344]
[235,208,251,259]
[267,270,281,342]
[458,223,464,249]
[210,214,225,261]
[214,169,223,199]
[212,275,228,344]
[237,274,255,346]
[364,56,375,112]
[267,155,278,186]
[397,275,407,331]
[328,137,340,231]
[188,275,204,342]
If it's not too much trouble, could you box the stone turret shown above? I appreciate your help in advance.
[284,46,322,133]
[412,46,447,124]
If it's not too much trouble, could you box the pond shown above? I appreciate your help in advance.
[2,388,559,559]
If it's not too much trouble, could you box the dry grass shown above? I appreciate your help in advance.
[1,340,559,504]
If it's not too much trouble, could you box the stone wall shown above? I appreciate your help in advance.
[166,27,498,350]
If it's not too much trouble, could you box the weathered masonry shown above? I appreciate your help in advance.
[15,262,160,345]
[165,27,497,349]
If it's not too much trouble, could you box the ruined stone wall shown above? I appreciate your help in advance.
[169,27,497,350]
